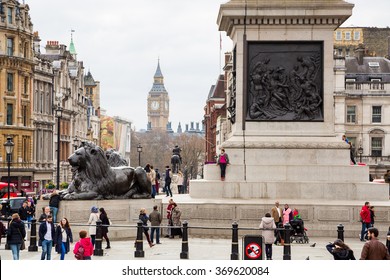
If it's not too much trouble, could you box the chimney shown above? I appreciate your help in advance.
[186,124,189,132]
[190,122,194,130]
[355,44,365,65]
[196,122,199,131]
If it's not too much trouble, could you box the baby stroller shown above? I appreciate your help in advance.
[289,218,309,243]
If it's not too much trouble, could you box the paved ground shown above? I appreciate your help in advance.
[0,236,377,260]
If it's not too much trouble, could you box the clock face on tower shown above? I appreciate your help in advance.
[151,101,159,110]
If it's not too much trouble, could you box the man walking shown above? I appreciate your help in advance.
[149,205,162,244]
[271,201,283,245]
[39,215,55,260]
[360,227,390,260]
[359,201,371,241]
[164,166,173,197]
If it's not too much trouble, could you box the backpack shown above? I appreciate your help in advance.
[74,242,85,260]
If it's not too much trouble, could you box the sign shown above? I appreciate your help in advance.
[243,235,263,260]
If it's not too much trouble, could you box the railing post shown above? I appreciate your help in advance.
[28,217,38,251]
[230,221,239,260]
[283,223,292,260]
[5,215,12,250]
[134,220,144,258]
[94,219,103,256]
[180,221,189,259]
[337,224,344,241]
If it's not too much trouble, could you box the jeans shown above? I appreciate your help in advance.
[90,235,96,247]
[165,183,172,197]
[219,163,227,178]
[50,207,58,224]
[27,216,33,229]
[41,239,53,260]
[151,227,160,243]
[60,242,66,260]
[265,244,273,259]
[151,185,156,198]
[9,244,21,260]
[361,222,370,241]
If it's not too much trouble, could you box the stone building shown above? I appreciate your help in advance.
[0,1,35,192]
[84,70,100,145]
[334,27,390,58]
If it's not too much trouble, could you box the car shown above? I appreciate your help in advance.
[0,197,27,216]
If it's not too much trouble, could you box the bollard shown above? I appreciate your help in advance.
[5,215,12,250]
[337,224,344,241]
[283,223,292,260]
[28,218,38,252]
[94,219,104,256]
[134,220,144,258]
[230,221,239,260]
[180,221,189,259]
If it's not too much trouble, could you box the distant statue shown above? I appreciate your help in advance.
[61,142,151,200]
[171,145,182,174]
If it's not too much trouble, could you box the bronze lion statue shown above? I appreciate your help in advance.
[61,142,151,200]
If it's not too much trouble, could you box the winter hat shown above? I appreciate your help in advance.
[91,206,98,213]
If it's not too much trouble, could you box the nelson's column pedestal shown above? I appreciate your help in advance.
[188,0,389,237]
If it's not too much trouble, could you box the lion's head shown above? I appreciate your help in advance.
[105,149,128,167]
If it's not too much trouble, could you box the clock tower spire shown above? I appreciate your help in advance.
[147,59,170,130]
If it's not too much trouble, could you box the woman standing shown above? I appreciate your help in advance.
[176,170,184,194]
[7,213,26,260]
[170,203,182,238]
[217,148,230,181]
[88,206,100,247]
[259,213,276,260]
[139,208,154,247]
[282,204,292,225]
[55,217,73,260]
[99,207,111,249]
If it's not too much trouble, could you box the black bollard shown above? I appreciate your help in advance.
[28,217,38,252]
[337,224,344,241]
[94,219,104,256]
[180,221,189,259]
[283,223,292,260]
[5,215,12,250]
[230,221,239,260]
[134,220,144,258]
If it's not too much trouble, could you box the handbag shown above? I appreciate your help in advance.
[18,229,26,250]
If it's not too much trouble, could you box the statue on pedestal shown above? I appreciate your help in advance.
[171,145,182,174]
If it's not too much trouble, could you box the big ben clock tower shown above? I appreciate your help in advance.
[147,60,169,130]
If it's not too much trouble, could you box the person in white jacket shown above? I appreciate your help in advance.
[88,206,100,247]
[259,213,276,260]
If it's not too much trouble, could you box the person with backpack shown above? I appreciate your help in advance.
[73,230,93,260]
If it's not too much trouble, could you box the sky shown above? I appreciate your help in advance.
[26,0,390,131]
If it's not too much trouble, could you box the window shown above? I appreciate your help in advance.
[7,7,12,24]
[7,38,13,56]
[336,31,342,41]
[6,104,13,125]
[347,106,356,123]
[338,48,342,56]
[24,77,29,94]
[371,137,382,157]
[372,106,382,123]
[346,49,350,57]
[345,31,351,40]
[353,31,360,40]
[7,73,14,91]
[22,105,28,126]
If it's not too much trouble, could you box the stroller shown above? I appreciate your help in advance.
[289,218,309,243]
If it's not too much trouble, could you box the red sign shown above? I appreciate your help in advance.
[245,243,262,260]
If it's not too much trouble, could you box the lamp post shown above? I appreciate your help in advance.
[137,143,142,166]
[55,106,63,190]
[4,136,14,215]
[358,145,363,163]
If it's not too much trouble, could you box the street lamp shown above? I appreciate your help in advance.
[137,143,142,166]
[73,135,80,151]
[55,106,63,190]
[358,145,363,163]
[4,136,14,213]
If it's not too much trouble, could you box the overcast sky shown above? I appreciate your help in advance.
[27,0,389,131]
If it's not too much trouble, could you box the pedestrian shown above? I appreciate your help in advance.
[359,201,371,241]
[369,206,375,227]
[177,170,184,194]
[326,239,356,260]
[38,214,55,260]
[155,168,161,195]
[38,206,51,222]
[360,227,390,260]
[349,142,356,165]
[88,206,100,247]
[259,213,276,260]
[17,200,28,225]
[49,190,61,224]
[54,217,73,260]
[292,208,301,220]
[0,217,6,245]
[149,205,162,244]
[164,166,173,197]
[7,213,26,260]
[271,201,283,245]
[73,230,94,260]
[170,203,182,239]
[282,204,293,225]
[216,148,230,181]
[386,226,390,255]
[26,200,35,229]
[384,169,390,198]
[342,135,349,143]
[99,207,111,249]
[165,198,175,237]
[139,208,154,247]
[150,165,157,198]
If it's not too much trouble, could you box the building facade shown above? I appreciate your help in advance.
[84,70,101,145]
[147,61,169,131]
[0,1,35,192]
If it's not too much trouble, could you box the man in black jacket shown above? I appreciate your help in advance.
[18,201,28,224]
[49,190,60,223]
